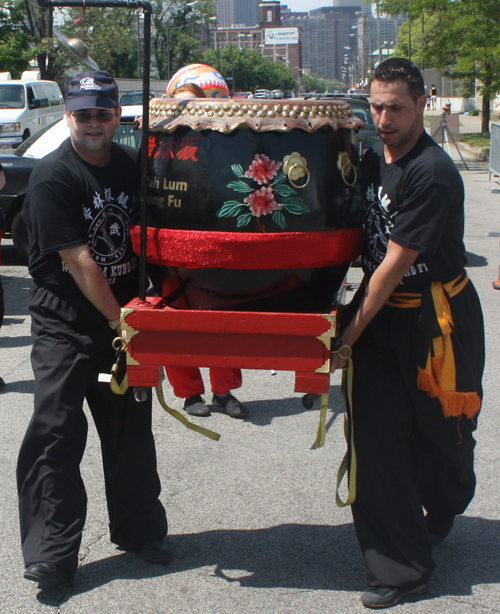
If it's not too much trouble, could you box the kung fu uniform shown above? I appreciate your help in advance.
[351,132,484,589]
[17,139,167,573]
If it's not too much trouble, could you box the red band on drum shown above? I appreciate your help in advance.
[131,226,363,270]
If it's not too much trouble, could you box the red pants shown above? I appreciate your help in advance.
[165,366,242,398]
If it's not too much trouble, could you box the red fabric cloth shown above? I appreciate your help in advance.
[166,366,242,398]
[131,226,363,270]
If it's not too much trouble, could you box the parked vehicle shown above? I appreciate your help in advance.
[272,89,284,99]
[254,89,271,98]
[119,91,156,105]
[232,92,253,99]
[0,105,142,262]
[302,92,378,151]
[0,71,65,149]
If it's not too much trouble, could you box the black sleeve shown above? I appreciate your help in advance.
[27,171,88,256]
[390,155,462,255]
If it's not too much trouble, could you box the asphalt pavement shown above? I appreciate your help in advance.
[1,141,500,613]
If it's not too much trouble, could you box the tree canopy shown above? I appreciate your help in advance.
[202,47,297,93]
[0,2,32,77]
[151,0,215,81]
[381,0,500,132]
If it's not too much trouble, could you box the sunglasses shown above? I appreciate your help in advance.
[71,110,117,123]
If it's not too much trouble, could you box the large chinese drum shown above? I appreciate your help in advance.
[134,98,364,313]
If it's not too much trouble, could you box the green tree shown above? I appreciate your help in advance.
[16,0,69,81]
[381,0,500,133]
[202,47,297,92]
[0,1,32,76]
[301,72,344,93]
[151,0,215,81]
[65,7,139,78]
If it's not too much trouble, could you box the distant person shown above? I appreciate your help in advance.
[430,84,437,110]
[169,83,205,99]
[0,163,5,389]
[162,82,247,419]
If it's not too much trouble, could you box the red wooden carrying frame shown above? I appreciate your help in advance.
[122,297,337,394]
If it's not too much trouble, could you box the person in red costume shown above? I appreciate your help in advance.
[165,84,247,419]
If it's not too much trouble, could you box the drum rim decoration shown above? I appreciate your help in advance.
[147,97,365,135]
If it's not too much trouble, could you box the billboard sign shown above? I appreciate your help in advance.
[264,28,299,45]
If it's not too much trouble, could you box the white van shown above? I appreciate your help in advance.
[0,70,65,149]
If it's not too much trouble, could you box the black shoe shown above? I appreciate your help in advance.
[361,584,426,609]
[136,537,173,564]
[23,562,75,586]
[212,393,247,419]
[0,377,5,389]
[425,513,455,546]
[184,394,210,417]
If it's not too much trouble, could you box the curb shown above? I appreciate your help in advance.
[458,141,489,162]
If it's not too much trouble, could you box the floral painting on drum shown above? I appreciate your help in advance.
[217,153,310,232]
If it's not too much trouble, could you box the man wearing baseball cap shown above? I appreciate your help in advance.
[17,70,171,587]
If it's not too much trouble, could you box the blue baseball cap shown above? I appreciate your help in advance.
[66,70,119,111]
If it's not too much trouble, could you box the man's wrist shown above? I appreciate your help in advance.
[331,337,353,360]
[108,317,121,330]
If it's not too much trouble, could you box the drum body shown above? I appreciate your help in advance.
[140,98,364,313]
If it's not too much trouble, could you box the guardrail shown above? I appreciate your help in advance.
[489,123,500,181]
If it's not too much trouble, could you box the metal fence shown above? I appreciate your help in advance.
[489,123,500,181]
[421,68,467,99]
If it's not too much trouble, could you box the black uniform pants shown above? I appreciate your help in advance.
[17,285,167,572]
[350,281,484,589]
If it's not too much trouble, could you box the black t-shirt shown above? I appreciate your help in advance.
[23,138,140,306]
[0,162,4,229]
[360,131,466,292]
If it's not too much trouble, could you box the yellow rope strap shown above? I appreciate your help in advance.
[109,338,128,395]
[108,339,220,441]
[315,392,329,448]
[155,383,221,442]
[335,357,357,507]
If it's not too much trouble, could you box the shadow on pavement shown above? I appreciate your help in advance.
[35,516,500,607]
[0,334,32,349]
[37,522,363,607]
[240,384,345,427]
[0,378,34,394]
[465,251,488,267]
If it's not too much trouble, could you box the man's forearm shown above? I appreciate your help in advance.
[59,244,121,323]
[331,240,419,371]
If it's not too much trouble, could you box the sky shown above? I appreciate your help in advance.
[283,0,331,11]
[282,1,375,14]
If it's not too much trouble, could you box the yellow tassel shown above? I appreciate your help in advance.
[418,366,481,418]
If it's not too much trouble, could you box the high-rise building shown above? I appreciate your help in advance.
[282,4,401,86]
[216,0,261,27]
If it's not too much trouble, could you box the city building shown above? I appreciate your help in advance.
[210,1,402,88]
[210,1,301,80]
[216,0,260,27]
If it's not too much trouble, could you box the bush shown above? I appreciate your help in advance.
[468,109,480,116]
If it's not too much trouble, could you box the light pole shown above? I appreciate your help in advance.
[343,45,353,88]
[209,16,220,71]
[137,11,142,78]
[166,1,204,80]
[355,10,367,85]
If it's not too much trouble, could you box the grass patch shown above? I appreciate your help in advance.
[460,132,490,154]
